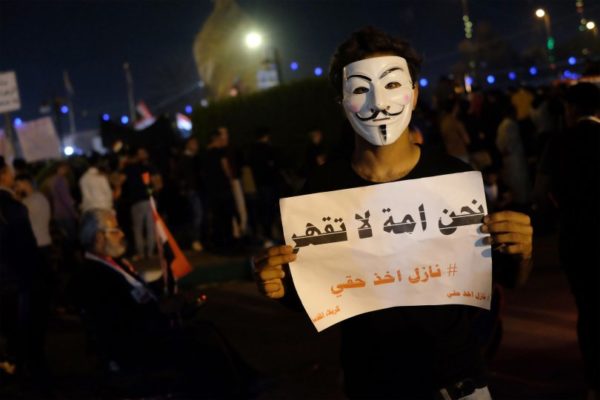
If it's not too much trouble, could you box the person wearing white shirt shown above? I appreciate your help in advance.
[79,158,113,213]
[14,174,52,248]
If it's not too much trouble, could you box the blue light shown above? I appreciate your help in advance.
[121,115,129,125]
[563,70,572,79]
[63,146,74,156]
[508,72,517,80]
[185,105,193,114]
[529,66,538,76]
[14,117,22,126]
[102,113,110,121]
[60,105,69,114]
[419,78,429,87]
[568,56,577,65]
[465,76,473,86]
[486,75,495,84]
[314,67,323,77]
[290,61,299,71]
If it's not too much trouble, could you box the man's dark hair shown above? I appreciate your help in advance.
[565,82,600,117]
[329,26,422,98]
[12,158,27,171]
[14,173,34,184]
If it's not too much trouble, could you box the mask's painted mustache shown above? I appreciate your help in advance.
[355,105,405,121]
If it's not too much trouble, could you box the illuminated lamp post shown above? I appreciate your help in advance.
[245,31,283,89]
[535,8,556,66]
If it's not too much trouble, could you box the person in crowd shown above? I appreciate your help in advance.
[121,146,160,260]
[219,126,248,239]
[545,82,599,400]
[70,208,253,396]
[495,96,531,211]
[14,173,53,270]
[79,154,114,213]
[439,98,471,163]
[203,129,236,250]
[179,137,204,252]
[254,27,533,399]
[303,128,327,177]
[247,127,279,246]
[48,161,79,243]
[0,159,49,392]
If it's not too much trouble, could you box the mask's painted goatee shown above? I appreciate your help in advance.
[379,125,387,143]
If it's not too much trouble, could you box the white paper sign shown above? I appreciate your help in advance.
[280,171,492,332]
[15,117,61,162]
[0,71,21,113]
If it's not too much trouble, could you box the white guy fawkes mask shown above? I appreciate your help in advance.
[342,56,415,146]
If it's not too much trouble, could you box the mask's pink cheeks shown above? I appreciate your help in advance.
[402,94,411,104]
[344,96,365,114]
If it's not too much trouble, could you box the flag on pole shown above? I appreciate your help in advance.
[143,172,192,294]
[134,101,156,130]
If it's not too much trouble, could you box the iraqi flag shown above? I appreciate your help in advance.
[143,173,192,293]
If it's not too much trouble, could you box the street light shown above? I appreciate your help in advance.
[586,21,596,30]
[245,31,283,88]
[245,32,263,49]
[535,8,555,65]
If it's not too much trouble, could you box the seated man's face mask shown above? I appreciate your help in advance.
[342,56,415,146]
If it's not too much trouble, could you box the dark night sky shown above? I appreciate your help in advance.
[1,0,599,131]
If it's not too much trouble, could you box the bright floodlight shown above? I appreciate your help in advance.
[535,9,546,18]
[245,32,263,49]
[64,146,74,156]
[586,21,596,30]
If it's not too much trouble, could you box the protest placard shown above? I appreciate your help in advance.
[280,171,492,332]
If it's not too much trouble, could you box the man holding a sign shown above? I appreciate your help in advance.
[254,27,533,399]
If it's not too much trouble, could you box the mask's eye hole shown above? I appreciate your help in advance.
[353,87,369,94]
[385,82,401,89]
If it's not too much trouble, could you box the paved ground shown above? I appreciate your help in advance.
[0,232,587,399]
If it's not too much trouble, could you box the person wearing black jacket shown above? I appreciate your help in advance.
[254,27,533,399]
[0,158,48,390]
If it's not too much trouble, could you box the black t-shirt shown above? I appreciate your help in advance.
[122,163,156,204]
[299,145,487,397]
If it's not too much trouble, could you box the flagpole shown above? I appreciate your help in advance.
[123,62,136,125]
[63,70,76,135]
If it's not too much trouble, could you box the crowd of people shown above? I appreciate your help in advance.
[0,25,598,399]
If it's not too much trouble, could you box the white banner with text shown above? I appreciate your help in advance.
[280,171,492,332]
